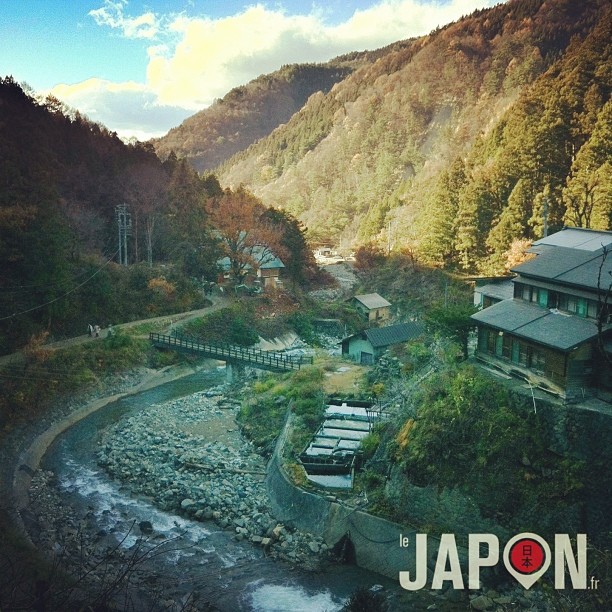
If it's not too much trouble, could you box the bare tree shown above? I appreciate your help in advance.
[127,163,169,267]
[207,188,286,285]
[596,244,612,365]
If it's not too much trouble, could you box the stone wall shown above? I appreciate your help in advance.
[265,394,612,581]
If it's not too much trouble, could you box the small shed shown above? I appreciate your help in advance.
[351,293,392,323]
[341,321,424,364]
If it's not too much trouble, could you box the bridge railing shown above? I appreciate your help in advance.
[149,332,313,371]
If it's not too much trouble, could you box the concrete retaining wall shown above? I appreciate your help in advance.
[265,414,445,580]
[266,451,434,579]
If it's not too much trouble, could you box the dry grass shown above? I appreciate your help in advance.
[316,355,367,395]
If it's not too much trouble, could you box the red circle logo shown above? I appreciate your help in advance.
[508,538,546,575]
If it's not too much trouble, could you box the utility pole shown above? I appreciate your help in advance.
[115,204,132,266]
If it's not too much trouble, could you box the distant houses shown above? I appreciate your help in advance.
[471,227,612,402]
[254,249,285,289]
[218,245,285,291]
[342,322,424,364]
[350,293,392,323]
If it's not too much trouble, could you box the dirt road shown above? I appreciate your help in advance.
[0,296,229,368]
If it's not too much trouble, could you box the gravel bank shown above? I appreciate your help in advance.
[96,388,330,569]
[309,263,358,301]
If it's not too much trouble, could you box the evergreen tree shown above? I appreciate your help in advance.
[563,101,612,229]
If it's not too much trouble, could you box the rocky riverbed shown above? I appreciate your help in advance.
[95,388,330,570]
[17,365,561,611]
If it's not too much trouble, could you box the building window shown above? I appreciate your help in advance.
[478,328,487,351]
[537,288,548,308]
[515,283,532,301]
[502,334,512,359]
[577,298,587,317]
[495,333,503,357]
[514,283,528,300]
[487,329,496,354]
[511,340,520,364]
[588,300,598,319]
[519,343,529,366]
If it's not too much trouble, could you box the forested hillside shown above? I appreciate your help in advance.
[0,78,316,353]
[212,0,610,273]
[152,61,363,172]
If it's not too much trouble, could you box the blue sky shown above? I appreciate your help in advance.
[1,0,500,140]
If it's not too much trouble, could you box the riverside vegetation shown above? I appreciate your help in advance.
[0,255,610,610]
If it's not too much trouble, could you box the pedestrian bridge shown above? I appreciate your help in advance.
[149,332,313,373]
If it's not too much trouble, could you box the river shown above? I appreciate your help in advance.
[40,368,438,611]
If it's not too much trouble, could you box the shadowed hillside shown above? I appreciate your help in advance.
[152,61,362,172]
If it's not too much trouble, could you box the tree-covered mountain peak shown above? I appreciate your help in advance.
[208,0,610,273]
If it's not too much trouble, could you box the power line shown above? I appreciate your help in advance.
[0,249,120,321]
[0,243,119,294]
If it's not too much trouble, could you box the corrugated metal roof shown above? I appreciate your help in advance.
[353,293,392,309]
[471,299,599,350]
[363,322,424,348]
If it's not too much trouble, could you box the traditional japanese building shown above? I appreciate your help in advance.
[341,321,424,364]
[471,228,612,402]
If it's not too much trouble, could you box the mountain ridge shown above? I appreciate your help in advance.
[153,59,362,172]
[155,0,610,273]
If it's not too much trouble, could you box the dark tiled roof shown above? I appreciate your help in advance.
[363,322,424,348]
[511,247,612,291]
[532,228,612,251]
[476,280,515,301]
[471,299,599,351]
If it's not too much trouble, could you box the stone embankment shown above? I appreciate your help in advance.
[96,389,329,569]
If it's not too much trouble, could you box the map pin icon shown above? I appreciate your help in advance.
[503,533,551,590]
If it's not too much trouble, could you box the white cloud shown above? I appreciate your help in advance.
[74,0,498,138]
[89,0,159,39]
[145,0,498,108]
[48,78,191,140]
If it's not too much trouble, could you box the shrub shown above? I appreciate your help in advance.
[185,304,259,346]
[359,429,381,461]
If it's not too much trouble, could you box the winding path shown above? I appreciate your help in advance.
[0,296,229,368]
